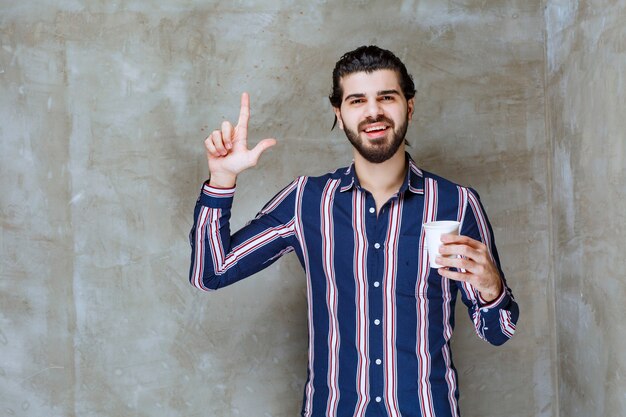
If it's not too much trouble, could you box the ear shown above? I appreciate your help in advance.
[407,98,415,122]
[333,107,344,130]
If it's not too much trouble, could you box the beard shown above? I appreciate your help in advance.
[343,115,409,164]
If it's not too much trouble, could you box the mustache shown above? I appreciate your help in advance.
[358,116,395,131]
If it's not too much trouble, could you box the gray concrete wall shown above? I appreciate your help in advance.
[0,1,560,416]
[546,1,626,416]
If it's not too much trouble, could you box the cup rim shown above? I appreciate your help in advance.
[423,220,461,229]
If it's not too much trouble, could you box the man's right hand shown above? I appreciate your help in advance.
[205,92,277,188]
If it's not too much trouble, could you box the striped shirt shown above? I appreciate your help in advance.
[189,154,519,417]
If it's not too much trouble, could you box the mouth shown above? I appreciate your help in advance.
[362,123,390,139]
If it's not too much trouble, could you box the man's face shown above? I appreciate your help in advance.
[334,69,414,164]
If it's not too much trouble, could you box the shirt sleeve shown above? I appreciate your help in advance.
[188,179,300,292]
[456,187,519,346]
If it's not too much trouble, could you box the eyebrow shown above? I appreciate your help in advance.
[343,89,402,102]
[378,89,401,96]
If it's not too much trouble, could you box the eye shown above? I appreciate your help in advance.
[350,98,364,105]
[381,95,394,101]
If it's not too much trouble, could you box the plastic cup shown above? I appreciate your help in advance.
[423,221,460,268]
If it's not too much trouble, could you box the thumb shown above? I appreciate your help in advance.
[250,138,277,162]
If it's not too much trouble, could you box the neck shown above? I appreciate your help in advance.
[353,147,408,195]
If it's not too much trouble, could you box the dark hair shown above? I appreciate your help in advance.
[329,45,416,129]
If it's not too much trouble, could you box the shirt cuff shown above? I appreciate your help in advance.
[197,180,236,208]
[477,282,508,310]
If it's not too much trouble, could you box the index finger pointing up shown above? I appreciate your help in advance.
[237,92,250,130]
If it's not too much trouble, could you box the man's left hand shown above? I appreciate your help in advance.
[436,234,503,303]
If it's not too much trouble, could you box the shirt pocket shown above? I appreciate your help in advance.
[395,233,428,297]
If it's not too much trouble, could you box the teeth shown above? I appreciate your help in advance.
[365,126,386,133]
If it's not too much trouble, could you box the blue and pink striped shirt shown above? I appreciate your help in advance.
[189,154,519,417]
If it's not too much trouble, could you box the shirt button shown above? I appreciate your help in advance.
[374,242,381,249]
[374,319,380,325]
[483,308,489,313]
[375,396,382,403]
[369,207,375,214]
[373,281,380,288]
[376,359,382,365]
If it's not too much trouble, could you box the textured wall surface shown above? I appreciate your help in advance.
[1,1,553,416]
[546,1,626,416]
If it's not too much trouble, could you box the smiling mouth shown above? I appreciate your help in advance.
[362,123,390,139]
[364,125,388,133]
[360,116,394,135]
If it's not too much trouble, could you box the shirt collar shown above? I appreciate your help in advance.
[339,152,424,195]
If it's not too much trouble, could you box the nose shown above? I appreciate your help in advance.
[365,99,383,120]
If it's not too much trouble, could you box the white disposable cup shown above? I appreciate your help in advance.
[423,221,461,268]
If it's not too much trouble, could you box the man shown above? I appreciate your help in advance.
[189,45,519,417]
